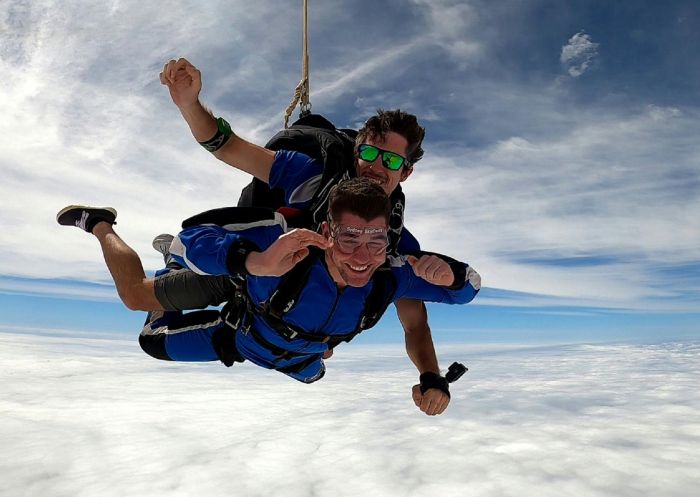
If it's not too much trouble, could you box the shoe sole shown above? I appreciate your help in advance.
[56,205,117,224]
[152,233,175,254]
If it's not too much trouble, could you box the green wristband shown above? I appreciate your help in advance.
[199,117,233,152]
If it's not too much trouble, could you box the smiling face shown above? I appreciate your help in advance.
[322,212,389,288]
[355,131,413,196]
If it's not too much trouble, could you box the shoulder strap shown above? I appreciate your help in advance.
[359,265,397,331]
[387,187,406,255]
[266,247,322,319]
[324,264,398,349]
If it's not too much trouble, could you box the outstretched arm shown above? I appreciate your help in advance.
[395,298,450,416]
[160,58,275,183]
[398,252,481,305]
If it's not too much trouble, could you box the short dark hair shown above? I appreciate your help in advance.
[328,178,390,224]
[356,109,425,164]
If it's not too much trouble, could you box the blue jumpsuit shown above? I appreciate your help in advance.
[149,213,480,383]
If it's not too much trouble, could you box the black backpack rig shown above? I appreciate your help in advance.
[237,113,407,255]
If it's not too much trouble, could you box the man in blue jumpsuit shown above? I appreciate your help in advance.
[141,178,480,386]
[55,58,478,415]
[157,57,466,413]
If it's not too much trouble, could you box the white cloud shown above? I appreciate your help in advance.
[561,31,599,77]
[410,0,483,68]
[1,331,699,497]
[402,105,700,310]
[0,278,118,302]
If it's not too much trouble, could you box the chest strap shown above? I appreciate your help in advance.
[221,252,397,373]
[257,261,397,347]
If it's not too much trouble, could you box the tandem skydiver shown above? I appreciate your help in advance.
[58,179,480,412]
[56,57,481,415]
[156,58,480,414]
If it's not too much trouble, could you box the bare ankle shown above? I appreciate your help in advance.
[92,221,115,237]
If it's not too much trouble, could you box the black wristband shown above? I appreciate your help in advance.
[226,239,261,276]
[419,372,450,398]
[199,117,234,152]
[447,261,468,290]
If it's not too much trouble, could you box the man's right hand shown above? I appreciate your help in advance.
[160,58,202,109]
[412,383,450,416]
[245,229,331,277]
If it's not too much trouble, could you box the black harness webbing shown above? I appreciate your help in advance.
[237,114,407,254]
[221,249,397,374]
[275,354,324,375]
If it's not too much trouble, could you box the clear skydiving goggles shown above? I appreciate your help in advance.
[328,221,390,256]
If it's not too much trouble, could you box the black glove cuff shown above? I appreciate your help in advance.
[413,250,468,290]
[446,261,468,290]
[226,238,261,276]
[419,372,450,398]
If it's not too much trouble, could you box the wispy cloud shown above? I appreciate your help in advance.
[0,277,119,302]
[561,31,600,77]
[410,0,482,68]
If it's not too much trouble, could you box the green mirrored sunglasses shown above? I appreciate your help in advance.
[357,144,408,171]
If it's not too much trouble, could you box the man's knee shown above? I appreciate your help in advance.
[119,279,162,311]
[139,332,172,361]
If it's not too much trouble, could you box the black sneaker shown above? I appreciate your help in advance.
[56,205,117,233]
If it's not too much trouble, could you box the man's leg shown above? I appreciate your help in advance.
[140,308,243,366]
[57,205,162,311]
[58,205,236,312]
[92,221,163,310]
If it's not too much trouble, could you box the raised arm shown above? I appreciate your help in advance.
[160,58,275,183]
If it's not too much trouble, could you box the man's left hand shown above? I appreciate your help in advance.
[406,255,454,287]
[412,384,450,416]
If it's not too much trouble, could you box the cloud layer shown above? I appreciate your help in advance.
[1,331,698,497]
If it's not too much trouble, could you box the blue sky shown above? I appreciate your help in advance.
[1,0,698,343]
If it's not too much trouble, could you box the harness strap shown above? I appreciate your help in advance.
[387,187,406,256]
[357,266,397,331]
[266,264,397,350]
[222,250,398,373]
[245,324,310,362]
[266,247,320,319]
[275,353,323,375]
[219,310,322,374]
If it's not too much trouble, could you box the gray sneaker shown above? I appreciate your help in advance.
[152,233,175,266]
[57,205,117,233]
